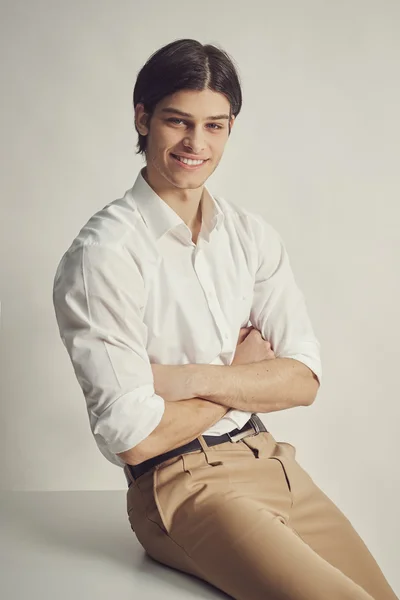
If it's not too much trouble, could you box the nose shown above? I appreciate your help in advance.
[183,126,206,155]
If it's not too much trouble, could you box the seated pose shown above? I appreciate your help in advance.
[53,38,398,600]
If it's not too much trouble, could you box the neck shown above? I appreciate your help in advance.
[142,165,205,231]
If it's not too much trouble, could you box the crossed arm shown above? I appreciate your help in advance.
[117,352,319,466]
[151,354,320,414]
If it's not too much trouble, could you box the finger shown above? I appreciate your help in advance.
[237,331,248,344]
[240,326,253,333]
[237,326,253,343]
[249,328,261,337]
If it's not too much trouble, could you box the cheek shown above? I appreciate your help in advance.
[147,127,172,151]
[211,138,227,156]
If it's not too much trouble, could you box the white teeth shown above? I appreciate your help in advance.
[175,155,205,166]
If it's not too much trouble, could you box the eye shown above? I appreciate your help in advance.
[166,118,223,130]
[167,118,186,125]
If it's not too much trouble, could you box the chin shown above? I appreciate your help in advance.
[170,177,206,190]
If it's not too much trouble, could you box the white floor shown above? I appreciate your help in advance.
[0,491,230,600]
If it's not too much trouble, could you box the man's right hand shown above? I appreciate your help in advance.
[232,326,276,366]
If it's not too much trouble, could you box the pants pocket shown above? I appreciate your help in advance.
[152,455,190,536]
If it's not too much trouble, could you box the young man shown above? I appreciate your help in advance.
[53,39,398,599]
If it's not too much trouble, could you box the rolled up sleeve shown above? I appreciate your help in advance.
[249,218,322,384]
[52,242,165,459]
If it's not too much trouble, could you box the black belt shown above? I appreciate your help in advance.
[126,413,267,483]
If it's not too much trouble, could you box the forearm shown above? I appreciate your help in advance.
[190,358,320,413]
[117,397,228,466]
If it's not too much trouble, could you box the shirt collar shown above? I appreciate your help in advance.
[129,167,224,243]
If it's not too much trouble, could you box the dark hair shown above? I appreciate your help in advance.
[133,38,243,157]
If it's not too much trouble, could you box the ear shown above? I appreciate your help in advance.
[135,103,150,136]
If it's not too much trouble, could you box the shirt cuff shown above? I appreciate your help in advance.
[90,384,166,455]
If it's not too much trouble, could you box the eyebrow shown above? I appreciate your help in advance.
[161,107,230,120]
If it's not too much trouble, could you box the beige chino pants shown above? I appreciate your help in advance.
[124,430,398,600]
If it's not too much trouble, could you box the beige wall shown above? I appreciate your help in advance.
[0,0,399,589]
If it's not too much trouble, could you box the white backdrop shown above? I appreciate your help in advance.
[0,0,399,591]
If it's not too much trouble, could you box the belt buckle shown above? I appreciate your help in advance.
[227,418,257,443]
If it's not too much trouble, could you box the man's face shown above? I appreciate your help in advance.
[136,89,235,190]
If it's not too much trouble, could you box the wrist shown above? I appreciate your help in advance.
[186,363,209,398]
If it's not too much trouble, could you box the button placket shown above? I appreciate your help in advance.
[194,248,231,353]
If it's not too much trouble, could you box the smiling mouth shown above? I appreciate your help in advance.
[171,153,209,167]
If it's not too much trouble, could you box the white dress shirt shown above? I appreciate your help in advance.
[53,168,322,468]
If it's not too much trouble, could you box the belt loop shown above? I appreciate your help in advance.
[250,414,260,434]
[197,435,223,466]
[124,464,136,487]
